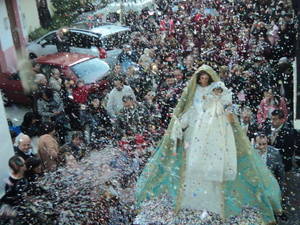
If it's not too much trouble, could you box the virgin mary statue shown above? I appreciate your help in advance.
[135,65,282,224]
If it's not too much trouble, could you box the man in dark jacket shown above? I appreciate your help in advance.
[118,45,139,72]
[264,110,296,172]
[117,95,149,139]
[254,134,285,188]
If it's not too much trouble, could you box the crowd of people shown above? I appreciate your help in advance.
[1,0,300,224]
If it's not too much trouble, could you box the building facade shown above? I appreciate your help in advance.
[0,0,54,73]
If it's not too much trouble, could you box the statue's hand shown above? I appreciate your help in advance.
[227,113,235,123]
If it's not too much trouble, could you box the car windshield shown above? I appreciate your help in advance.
[71,58,110,83]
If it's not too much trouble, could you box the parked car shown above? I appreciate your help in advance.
[35,52,110,91]
[0,72,32,105]
[0,53,110,105]
[26,24,131,66]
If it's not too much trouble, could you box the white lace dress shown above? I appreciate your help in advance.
[179,82,237,216]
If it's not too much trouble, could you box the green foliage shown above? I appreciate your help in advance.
[50,14,74,29]
[29,0,96,41]
[51,0,82,17]
[28,13,75,41]
[28,27,50,41]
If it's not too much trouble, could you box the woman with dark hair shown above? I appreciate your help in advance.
[37,122,60,172]
[24,157,43,182]
[1,156,28,206]
[20,112,41,138]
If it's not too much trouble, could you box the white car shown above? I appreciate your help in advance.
[26,24,131,66]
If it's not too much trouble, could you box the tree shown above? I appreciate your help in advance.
[51,0,96,17]
[36,0,52,28]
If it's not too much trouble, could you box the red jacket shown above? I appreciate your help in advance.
[159,19,175,34]
[72,85,91,104]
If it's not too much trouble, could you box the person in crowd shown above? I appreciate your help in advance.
[182,55,197,78]
[48,68,62,92]
[60,132,87,162]
[138,48,155,70]
[19,112,41,138]
[84,96,112,143]
[125,66,142,97]
[118,44,139,72]
[254,133,285,188]
[264,109,296,172]
[106,77,136,120]
[227,65,246,105]
[143,91,161,127]
[0,204,16,225]
[60,78,81,130]
[218,65,230,87]
[275,57,294,113]
[116,95,149,139]
[1,156,28,206]
[24,157,43,183]
[146,63,160,91]
[72,80,92,105]
[173,69,186,91]
[37,88,65,122]
[57,146,78,168]
[16,112,42,153]
[14,134,36,161]
[157,74,180,127]
[110,64,125,79]
[31,73,48,113]
[239,107,259,143]
[32,61,41,74]
[55,27,70,52]
[257,89,288,126]
[34,73,48,87]
[37,88,70,143]
[37,122,60,172]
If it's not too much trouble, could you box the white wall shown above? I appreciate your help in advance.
[0,93,14,195]
[18,0,40,36]
[0,0,14,50]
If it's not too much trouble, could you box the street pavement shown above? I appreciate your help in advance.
[5,104,30,126]
[280,169,300,225]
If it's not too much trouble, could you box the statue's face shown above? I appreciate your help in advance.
[198,73,210,87]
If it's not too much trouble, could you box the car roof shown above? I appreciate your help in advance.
[35,52,96,67]
[35,28,101,42]
[91,25,130,37]
[68,28,102,37]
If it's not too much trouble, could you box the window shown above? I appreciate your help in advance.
[40,32,56,45]
[71,58,109,83]
[69,32,99,49]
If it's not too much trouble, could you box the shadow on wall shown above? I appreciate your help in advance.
[0,93,14,195]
